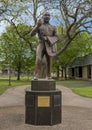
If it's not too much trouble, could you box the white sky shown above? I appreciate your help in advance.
[0,21,8,34]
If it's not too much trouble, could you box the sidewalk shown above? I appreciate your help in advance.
[58,85,92,108]
[0,85,92,130]
[0,85,28,107]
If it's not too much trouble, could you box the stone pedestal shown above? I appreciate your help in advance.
[25,79,62,125]
[31,79,56,91]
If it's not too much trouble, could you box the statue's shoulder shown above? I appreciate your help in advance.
[38,23,48,30]
[49,24,56,30]
[38,23,44,29]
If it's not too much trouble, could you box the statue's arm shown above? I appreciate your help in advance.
[53,26,59,38]
[30,20,42,36]
[30,25,39,36]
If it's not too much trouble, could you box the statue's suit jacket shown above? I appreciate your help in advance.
[37,23,59,56]
[31,22,59,57]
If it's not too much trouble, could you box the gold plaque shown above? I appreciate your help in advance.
[38,96,50,107]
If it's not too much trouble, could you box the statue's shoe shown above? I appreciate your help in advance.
[34,76,38,80]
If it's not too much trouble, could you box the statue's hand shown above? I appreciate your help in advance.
[37,19,42,27]
[43,36,47,41]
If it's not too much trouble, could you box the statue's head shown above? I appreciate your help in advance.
[43,12,50,23]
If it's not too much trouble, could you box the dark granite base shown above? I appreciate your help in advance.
[31,79,56,91]
[25,90,62,125]
[25,79,62,125]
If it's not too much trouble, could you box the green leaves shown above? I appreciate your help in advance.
[53,32,92,69]
[0,23,37,77]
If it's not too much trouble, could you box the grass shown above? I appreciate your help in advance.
[0,76,32,95]
[71,87,92,98]
[57,80,92,98]
[0,75,32,81]
[0,80,31,95]
[57,80,92,88]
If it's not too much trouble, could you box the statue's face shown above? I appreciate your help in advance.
[43,13,50,23]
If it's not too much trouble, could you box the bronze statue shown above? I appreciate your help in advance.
[30,12,59,79]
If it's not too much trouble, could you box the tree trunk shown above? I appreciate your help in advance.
[64,67,67,80]
[17,61,21,80]
[57,66,59,79]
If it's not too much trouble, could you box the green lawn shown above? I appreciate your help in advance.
[0,76,32,95]
[71,87,92,98]
[0,75,32,81]
[57,80,92,98]
[57,80,92,88]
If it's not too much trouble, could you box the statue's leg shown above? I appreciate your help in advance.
[34,44,43,79]
[45,54,52,78]
[41,55,47,78]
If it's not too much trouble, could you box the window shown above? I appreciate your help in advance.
[87,65,91,79]
[79,67,82,77]
[75,67,82,78]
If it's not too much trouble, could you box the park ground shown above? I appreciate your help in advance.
[0,79,92,130]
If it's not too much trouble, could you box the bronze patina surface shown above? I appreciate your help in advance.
[30,12,59,79]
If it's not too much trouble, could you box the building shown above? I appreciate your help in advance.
[68,53,92,80]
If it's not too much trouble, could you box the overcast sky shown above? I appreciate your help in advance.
[0,21,7,35]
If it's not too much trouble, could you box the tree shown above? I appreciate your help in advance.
[79,33,92,55]
[43,0,92,57]
[52,32,92,79]
[0,0,8,17]
[0,0,92,79]
[0,24,37,80]
[0,0,47,50]
[1,0,92,53]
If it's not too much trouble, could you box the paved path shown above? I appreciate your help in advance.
[0,85,27,107]
[58,85,92,108]
[0,85,92,130]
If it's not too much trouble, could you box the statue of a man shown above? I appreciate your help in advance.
[30,12,59,79]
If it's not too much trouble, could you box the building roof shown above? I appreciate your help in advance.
[70,53,92,67]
